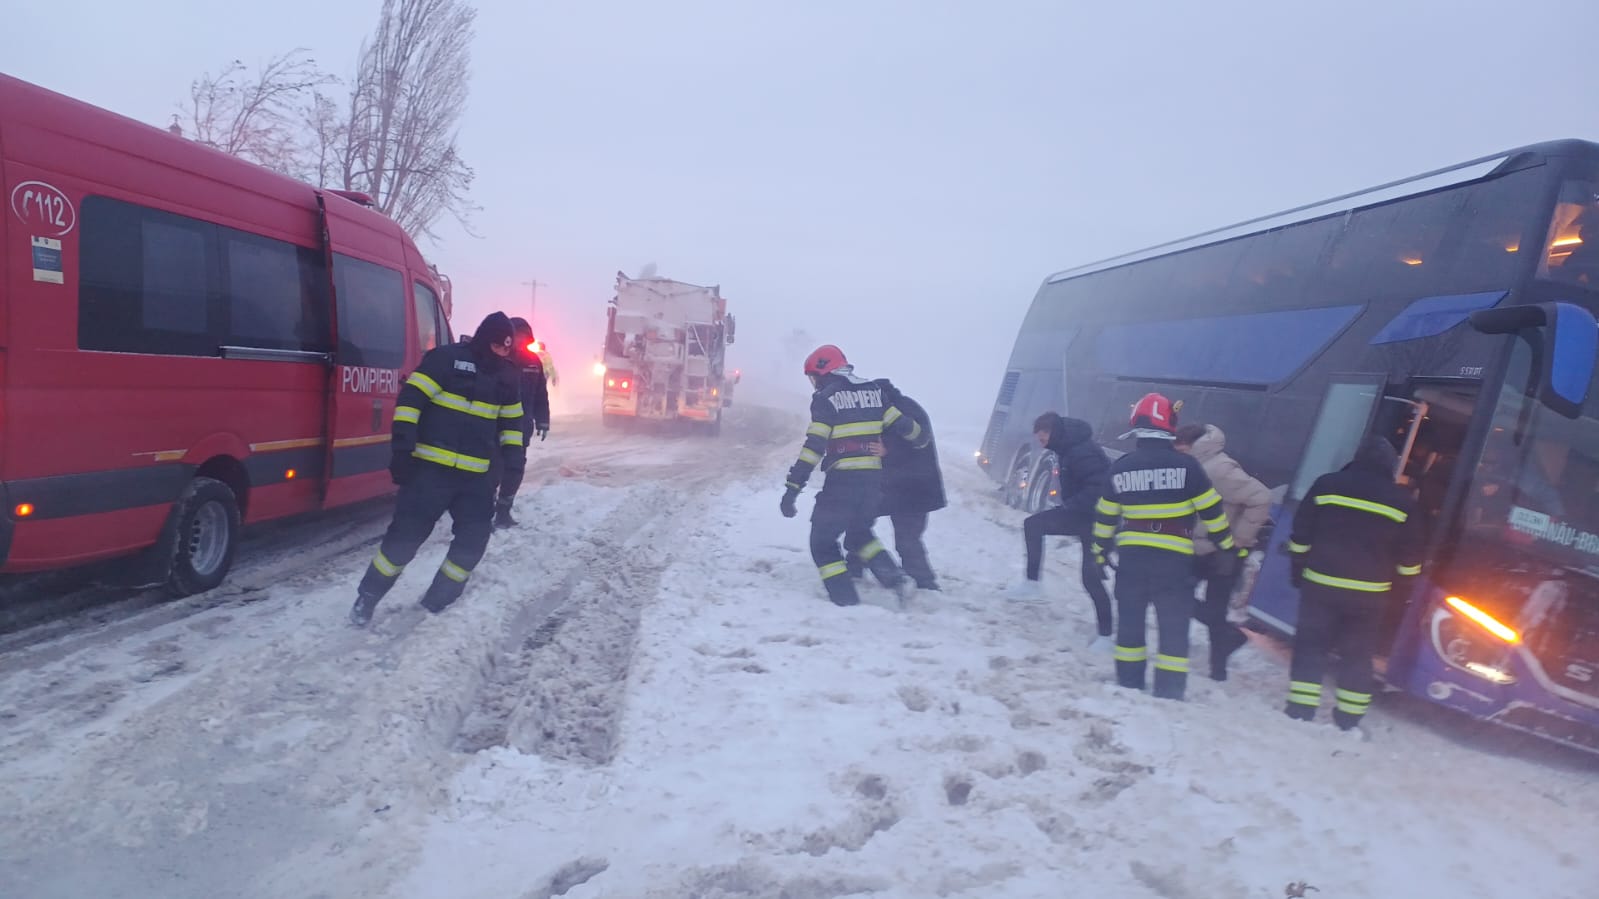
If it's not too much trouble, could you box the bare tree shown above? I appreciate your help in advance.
[173,2,479,243]
[306,91,348,191]
[341,0,479,239]
[179,50,336,180]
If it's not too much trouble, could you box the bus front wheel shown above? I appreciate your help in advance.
[1002,447,1032,509]
[160,477,242,597]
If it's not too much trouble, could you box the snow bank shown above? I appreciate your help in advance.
[2,408,1593,899]
[400,462,1599,899]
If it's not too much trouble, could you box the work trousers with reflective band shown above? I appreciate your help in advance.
[359,464,496,611]
[1287,583,1384,728]
[1113,547,1195,699]
[811,471,901,606]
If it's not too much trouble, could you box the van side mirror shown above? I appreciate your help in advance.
[1471,301,1597,419]
[725,314,737,345]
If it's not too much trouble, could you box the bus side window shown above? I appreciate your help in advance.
[1541,181,1599,285]
[413,282,442,354]
[332,254,406,370]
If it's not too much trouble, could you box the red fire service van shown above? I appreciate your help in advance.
[0,74,451,595]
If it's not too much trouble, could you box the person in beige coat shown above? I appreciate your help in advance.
[1174,424,1273,680]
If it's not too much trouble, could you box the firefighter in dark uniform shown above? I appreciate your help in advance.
[780,345,929,607]
[350,312,525,626]
[494,317,552,529]
[1285,436,1424,730]
[1091,393,1243,700]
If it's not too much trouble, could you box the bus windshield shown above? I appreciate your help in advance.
[1460,336,1599,578]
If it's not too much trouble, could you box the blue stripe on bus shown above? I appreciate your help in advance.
[1367,291,1507,346]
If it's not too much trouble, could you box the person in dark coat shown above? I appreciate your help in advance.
[494,317,552,529]
[350,311,524,626]
[855,387,945,590]
[1002,411,1115,649]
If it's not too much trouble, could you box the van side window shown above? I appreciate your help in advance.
[80,196,218,356]
[79,195,331,356]
[224,230,329,352]
[333,254,405,369]
[413,282,442,353]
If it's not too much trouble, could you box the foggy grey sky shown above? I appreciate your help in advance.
[9,0,1599,433]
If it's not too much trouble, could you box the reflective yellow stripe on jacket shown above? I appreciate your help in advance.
[832,421,883,438]
[1302,568,1391,593]
[1314,494,1408,522]
[412,442,492,473]
[830,456,883,472]
[1115,531,1196,554]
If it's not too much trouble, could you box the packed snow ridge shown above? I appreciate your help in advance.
[0,408,1594,899]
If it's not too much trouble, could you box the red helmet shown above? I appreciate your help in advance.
[1128,392,1179,436]
[803,344,848,378]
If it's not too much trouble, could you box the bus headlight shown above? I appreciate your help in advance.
[1431,600,1519,685]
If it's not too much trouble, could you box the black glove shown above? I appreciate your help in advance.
[536,422,550,441]
[1211,549,1242,579]
[389,452,415,486]
[780,487,799,519]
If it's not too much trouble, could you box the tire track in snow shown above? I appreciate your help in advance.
[0,407,803,899]
[450,405,801,762]
[451,486,673,757]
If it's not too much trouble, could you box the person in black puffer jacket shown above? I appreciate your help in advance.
[1002,411,1114,648]
[860,385,946,590]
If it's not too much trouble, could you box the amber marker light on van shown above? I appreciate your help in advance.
[1445,595,1520,644]
[14,503,34,518]
[285,469,297,480]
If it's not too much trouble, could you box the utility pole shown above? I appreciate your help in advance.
[520,279,546,324]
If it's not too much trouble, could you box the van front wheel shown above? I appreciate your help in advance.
[162,477,242,597]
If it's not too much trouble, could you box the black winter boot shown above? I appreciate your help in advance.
[822,575,862,607]
[420,572,467,613]
[1152,668,1187,701]
[1284,702,1317,722]
[1209,626,1249,681]
[1333,710,1365,732]
[494,500,517,530]
[350,590,381,627]
[865,551,905,588]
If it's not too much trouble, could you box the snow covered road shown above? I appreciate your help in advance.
[2,406,1596,898]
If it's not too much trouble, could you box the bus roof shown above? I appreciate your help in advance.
[1045,139,1599,286]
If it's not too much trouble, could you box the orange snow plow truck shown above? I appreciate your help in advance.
[600,272,738,433]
